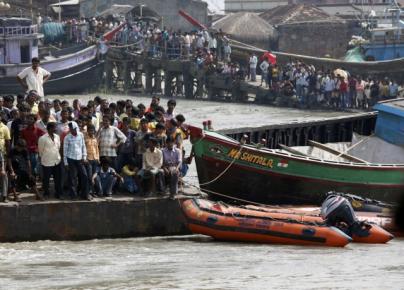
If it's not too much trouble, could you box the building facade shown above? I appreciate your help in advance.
[80,0,208,30]
[225,0,288,12]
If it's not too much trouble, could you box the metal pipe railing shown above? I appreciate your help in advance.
[0,25,38,36]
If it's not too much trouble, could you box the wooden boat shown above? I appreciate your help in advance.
[182,198,352,247]
[0,45,104,95]
[0,19,125,95]
[228,38,404,78]
[181,198,394,246]
[189,125,404,205]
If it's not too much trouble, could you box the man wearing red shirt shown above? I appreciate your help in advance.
[21,114,45,176]
[146,96,160,113]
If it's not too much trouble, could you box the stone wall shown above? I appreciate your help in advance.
[80,0,208,31]
[0,197,191,242]
[277,21,350,58]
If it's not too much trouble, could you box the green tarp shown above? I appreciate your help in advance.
[344,47,365,62]
[41,22,65,43]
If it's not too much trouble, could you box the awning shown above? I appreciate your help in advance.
[50,0,79,6]
[97,4,134,18]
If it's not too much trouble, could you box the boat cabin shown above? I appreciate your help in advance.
[374,98,404,146]
[0,17,43,65]
[362,8,404,60]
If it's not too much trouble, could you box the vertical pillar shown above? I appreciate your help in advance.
[145,68,153,94]
[105,58,113,90]
[154,69,162,93]
[176,74,184,96]
[164,71,174,98]
[123,61,130,93]
[134,67,143,89]
[183,64,194,99]
[195,70,204,98]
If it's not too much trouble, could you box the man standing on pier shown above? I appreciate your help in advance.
[38,122,63,199]
[249,53,258,82]
[17,57,51,100]
[63,122,90,200]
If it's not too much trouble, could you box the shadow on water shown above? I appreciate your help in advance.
[24,261,78,267]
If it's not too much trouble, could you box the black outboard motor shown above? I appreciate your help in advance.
[321,194,370,237]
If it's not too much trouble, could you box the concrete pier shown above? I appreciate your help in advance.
[0,195,193,243]
[219,112,377,149]
[105,48,270,102]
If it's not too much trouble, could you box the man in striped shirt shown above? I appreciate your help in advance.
[97,115,127,170]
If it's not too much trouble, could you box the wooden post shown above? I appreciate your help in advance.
[145,66,153,94]
[134,66,143,89]
[123,61,130,93]
[308,140,368,163]
[195,70,204,98]
[176,74,184,96]
[105,58,113,90]
[164,71,174,97]
[154,69,162,93]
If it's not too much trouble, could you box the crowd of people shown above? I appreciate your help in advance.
[116,22,403,111]
[253,59,403,110]
[115,21,231,62]
[0,90,191,203]
[211,54,403,110]
[37,14,404,111]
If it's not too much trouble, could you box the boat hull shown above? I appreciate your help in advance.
[0,45,103,95]
[191,127,404,205]
[182,198,352,247]
[0,59,104,95]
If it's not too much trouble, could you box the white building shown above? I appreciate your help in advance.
[225,0,288,12]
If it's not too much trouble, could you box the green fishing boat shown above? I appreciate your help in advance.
[189,121,404,205]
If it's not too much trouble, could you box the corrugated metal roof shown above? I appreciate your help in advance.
[97,4,134,18]
[50,0,79,6]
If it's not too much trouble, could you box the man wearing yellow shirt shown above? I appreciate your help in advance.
[26,90,39,115]
[0,121,11,156]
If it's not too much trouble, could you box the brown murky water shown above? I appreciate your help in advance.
[0,236,403,290]
[2,95,402,289]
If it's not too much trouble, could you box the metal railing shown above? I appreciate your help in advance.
[0,25,38,36]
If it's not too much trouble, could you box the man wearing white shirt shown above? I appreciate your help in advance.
[138,138,164,195]
[249,53,258,82]
[17,57,51,99]
[38,122,63,199]
[323,74,335,103]
[259,59,269,87]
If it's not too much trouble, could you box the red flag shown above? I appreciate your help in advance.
[261,52,277,65]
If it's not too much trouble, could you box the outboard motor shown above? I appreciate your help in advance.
[321,194,371,237]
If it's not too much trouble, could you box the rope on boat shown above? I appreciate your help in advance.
[183,180,271,207]
[198,145,244,187]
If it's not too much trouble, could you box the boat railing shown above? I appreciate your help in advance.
[0,25,38,37]
[242,140,404,167]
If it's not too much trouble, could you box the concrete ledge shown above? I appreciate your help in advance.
[0,196,192,243]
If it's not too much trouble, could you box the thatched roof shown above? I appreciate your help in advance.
[213,12,275,40]
[260,4,342,26]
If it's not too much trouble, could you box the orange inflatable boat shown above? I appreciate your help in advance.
[182,198,352,247]
[181,198,394,247]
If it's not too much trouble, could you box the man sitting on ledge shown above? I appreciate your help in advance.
[162,137,182,199]
[92,157,123,198]
[138,137,164,196]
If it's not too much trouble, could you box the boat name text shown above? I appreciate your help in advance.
[227,149,273,168]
